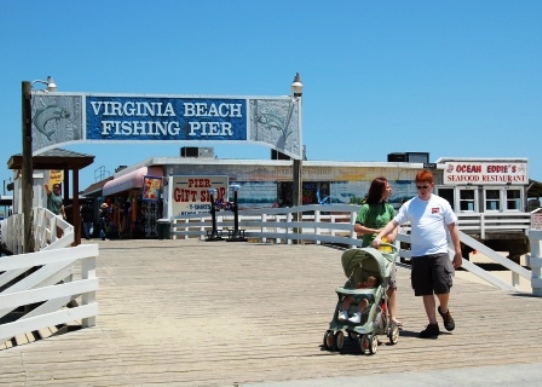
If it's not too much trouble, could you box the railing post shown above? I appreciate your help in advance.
[480,213,485,240]
[81,256,97,327]
[528,229,542,296]
[287,212,293,245]
[261,213,267,244]
[315,208,321,245]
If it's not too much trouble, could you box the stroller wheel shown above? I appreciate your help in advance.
[334,331,345,351]
[359,335,369,355]
[368,334,378,355]
[323,330,335,350]
[388,324,400,345]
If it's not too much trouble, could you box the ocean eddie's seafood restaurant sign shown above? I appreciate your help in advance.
[443,161,528,185]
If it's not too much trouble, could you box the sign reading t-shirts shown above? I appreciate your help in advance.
[170,175,229,216]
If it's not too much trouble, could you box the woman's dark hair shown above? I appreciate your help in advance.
[365,177,388,204]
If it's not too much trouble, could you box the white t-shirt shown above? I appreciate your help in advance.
[394,194,457,257]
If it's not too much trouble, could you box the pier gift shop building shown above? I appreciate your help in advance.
[91,153,532,259]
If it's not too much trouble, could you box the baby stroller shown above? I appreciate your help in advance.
[323,243,400,355]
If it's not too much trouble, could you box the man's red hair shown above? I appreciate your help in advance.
[415,170,434,184]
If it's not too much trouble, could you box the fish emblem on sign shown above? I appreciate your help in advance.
[34,106,71,140]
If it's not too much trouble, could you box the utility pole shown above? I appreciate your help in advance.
[22,81,35,253]
[291,73,303,244]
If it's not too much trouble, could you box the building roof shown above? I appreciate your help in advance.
[527,179,542,198]
[80,176,113,197]
[7,148,94,170]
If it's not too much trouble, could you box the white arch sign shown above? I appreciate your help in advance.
[31,92,302,159]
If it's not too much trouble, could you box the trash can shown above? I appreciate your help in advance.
[157,218,171,240]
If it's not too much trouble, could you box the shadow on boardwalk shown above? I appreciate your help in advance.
[2,239,542,386]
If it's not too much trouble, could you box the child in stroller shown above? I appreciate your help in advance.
[323,244,400,355]
[338,275,380,323]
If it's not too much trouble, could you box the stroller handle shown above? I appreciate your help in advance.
[376,242,399,253]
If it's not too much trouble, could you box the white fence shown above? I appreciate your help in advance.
[0,244,99,346]
[455,212,532,239]
[0,209,99,349]
[1,207,74,254]
[172,204,538,295]
[172,204,361,246]
[527,230,542,296]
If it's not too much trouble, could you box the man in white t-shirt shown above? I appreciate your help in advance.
[373,169,462,338]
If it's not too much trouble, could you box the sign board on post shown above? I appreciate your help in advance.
[170,175,229,217]
[48,169,63,187]
[531,211,542,230]
[142,175,162,202]
[443,161,528,185]
[423,163,437,169]
[30,93,302,160]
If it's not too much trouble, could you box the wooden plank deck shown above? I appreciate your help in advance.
[1,238,542,386]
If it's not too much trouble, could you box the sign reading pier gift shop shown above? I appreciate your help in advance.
[30,93,302,159]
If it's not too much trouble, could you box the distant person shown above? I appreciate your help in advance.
[373,169,462,339]
[354,176,401,327]
[81,202,94,240]
[98,203,109,240]
[44,183,66,219]
[45,183,66,238]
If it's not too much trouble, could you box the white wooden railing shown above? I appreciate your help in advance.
[0,209,99,349]
[456,212,532,238]
[1,208,74,254]
[171,204,538,295]
[171,204,532,243]
[527,230,542,296]
[0,244,99,346]
[172,204,361,247]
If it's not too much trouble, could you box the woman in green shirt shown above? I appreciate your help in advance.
[354,176,401,326]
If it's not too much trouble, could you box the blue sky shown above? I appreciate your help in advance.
[1,0,541,191]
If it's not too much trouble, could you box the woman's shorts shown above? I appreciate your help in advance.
[410,253,453,296]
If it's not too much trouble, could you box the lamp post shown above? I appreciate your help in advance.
[206,188,223,241]
[22,76,57,253]
[291,73,303,243]
[226,184,247,242]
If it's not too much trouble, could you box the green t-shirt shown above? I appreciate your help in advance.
[356,202,396,247]
[47,192,64,216]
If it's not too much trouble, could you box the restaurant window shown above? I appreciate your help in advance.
[485,189,501,211]
[459,189,476,211]
[506,189,521,210]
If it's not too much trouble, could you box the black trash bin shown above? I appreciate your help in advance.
[157,218,171,240]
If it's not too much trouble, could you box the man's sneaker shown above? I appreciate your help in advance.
[338,310,348,321]
[419,323,440,338]
[438,306,455,331]
[348,312,361,324]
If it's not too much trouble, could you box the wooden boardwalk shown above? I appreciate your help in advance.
[2,238,542,386]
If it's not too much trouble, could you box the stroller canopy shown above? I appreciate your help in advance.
[341,247,394,283]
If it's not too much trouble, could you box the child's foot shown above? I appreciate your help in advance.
[338,310,348,321]
[348,312,361,323]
